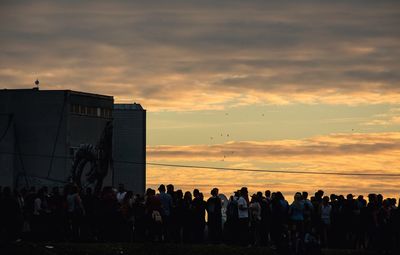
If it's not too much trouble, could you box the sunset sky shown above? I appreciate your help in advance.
[1,0,400,199]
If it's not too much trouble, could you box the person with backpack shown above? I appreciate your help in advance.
[144,188,162,241]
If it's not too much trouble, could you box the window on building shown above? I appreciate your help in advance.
[70,104,111,118]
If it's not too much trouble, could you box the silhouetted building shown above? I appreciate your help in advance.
[0,88,146,193]
[113,104,146,194]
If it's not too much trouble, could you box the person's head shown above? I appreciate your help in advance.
[322,196,329,205]
[211,188,219,197]
[166,184,174,194]
[184,191,192,201]
[368,193,376,203]
[52,186,59,195]
[346,194,354,201]
[145,188,153,197]
[294,192,302,201]
[251,194,257,203]
[42,186,49,195]
[158,184,166,193]
[199,192,204,201]
[265,190,271,198]
[118,184,125,193]
[276,191,284,200]
[377,194,383,203]
[193,189,200,198]
[240,187,248,197]
[176,189,183,200]
[302,191,308,200]
[123,191,133,202]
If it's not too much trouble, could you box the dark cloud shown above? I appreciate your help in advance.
[1,0,399,109]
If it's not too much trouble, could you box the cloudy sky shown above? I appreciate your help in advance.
[1,0,400,198]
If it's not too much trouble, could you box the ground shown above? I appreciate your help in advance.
[1,242,387,255]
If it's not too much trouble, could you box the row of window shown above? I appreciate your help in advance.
[70,104,112,118]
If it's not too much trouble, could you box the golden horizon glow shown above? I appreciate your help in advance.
[1,1,400,198]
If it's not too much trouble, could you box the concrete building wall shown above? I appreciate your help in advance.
[1,89,146,193]
[0,89,114,189]
[0,89,69,188]
[0,114,15,188]
[113,104,146,194]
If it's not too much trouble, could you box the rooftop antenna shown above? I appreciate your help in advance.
[34,79,39,89]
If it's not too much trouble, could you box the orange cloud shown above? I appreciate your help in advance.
[147,132,400,199]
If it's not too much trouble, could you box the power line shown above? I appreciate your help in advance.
[1,150,400,177]
[146,162,400,177]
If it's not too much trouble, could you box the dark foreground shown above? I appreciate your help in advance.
[2,242,390,255]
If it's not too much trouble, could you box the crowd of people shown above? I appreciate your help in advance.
[1,183,400,254]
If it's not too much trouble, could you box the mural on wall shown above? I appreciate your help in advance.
[71,121,113,193]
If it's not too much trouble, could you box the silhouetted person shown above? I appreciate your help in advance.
[249,193,262,245]
[120,191,134,241]
[157,184,172,241]
[116,184,127,204]
[192,190,206,243]
[289,192,305,253]
[48,186,65,241]
[182,191,194,243]
[237,187,249,246]
[133,194,146,241]
[319,196,331,247]
[226,191,239,244]
[66,185,84,241]
[260,190,272,246]
[270,192,288,249]
[207,188,222,243]
[146,188,162,242]
[1,187,22,242]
